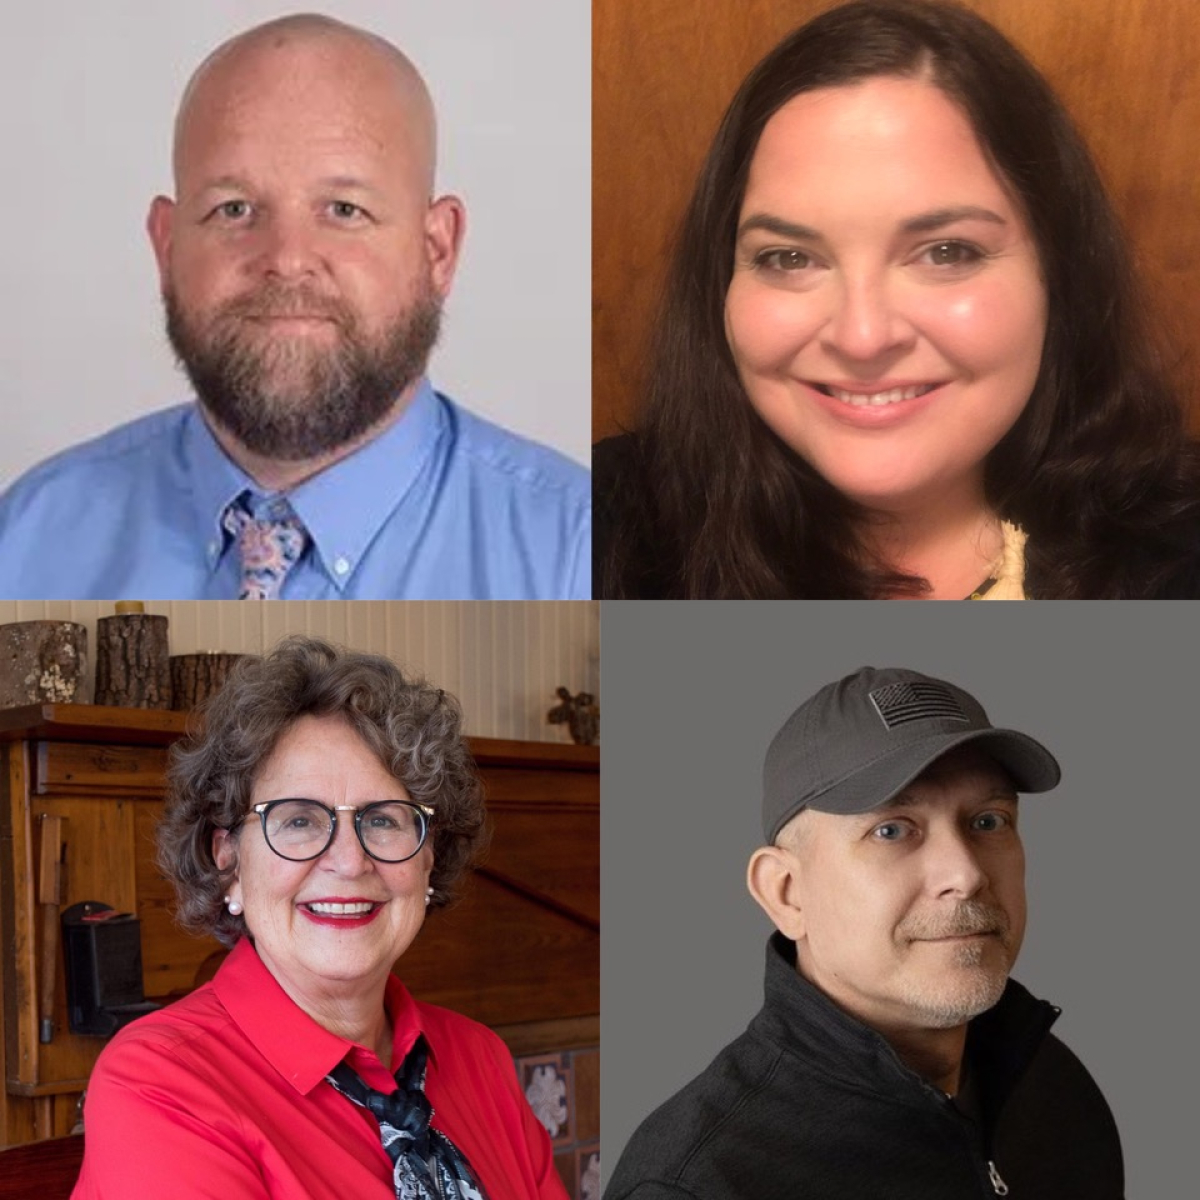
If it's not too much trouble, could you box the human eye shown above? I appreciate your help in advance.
[753,247,817,275]
[327,200,370,223]
[207,198,253,223]
[267,800,324,831]
[364,809,402,831]
[913,239,987,272]
[280,808,316,830]
[971,810,1013,833]
[870,819,914,843]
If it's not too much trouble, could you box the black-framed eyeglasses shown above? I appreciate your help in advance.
[240,798,433,863]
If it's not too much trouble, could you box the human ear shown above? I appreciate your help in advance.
[424,194,466,298]
[146,196,176,292]
[212,827,238,875]
[747,845,807,941]
[212,828,243,909]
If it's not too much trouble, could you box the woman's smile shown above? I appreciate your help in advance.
[813,381,943,406]
[804,379,947,430]
[298,897,388,926]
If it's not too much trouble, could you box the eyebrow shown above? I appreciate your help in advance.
[902,206,1007,233]
[197,175,251,195]
[196,175,379,196]
[736,205,1008,242]
[315,175,379,194]
[878,786,1020,811]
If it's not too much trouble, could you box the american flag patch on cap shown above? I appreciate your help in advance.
[869,681,969,728]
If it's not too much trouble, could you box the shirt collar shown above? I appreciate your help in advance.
[213,938,435,1096]
[182,407,254,573]
[184,380,445,592]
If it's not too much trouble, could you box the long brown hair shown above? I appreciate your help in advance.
[601,0,1199,598]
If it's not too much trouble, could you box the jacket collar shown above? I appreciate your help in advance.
[754,932,1059,1124]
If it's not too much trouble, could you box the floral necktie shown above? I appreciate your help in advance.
[220,493,309,600]
[326,1035,487,1200]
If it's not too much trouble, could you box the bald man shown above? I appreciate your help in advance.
[0,14,590,600]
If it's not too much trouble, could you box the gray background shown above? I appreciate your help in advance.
[601,600,1195,1195]
[0,0,590,486]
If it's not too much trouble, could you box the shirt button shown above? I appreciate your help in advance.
[333,556,351,576]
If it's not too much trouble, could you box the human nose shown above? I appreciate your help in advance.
[820,269,915,363]
[253,212,322,281]
[319,809,374,873]
[925,827,988,899]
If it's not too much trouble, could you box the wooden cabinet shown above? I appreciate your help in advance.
[0,705,598,1148]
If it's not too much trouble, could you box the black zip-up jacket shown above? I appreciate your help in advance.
[606,934,1124,1199]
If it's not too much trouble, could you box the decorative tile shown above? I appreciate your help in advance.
[520,1052,574,1145]
[576,1145,601,1200]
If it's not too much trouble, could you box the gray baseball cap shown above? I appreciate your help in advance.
[762,666,1061,842]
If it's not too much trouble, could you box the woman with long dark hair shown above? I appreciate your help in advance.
[594,0,1200,599]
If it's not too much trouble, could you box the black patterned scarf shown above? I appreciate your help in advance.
[326,1035,487,1199]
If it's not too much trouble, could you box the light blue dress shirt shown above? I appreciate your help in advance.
[0,381,591,599]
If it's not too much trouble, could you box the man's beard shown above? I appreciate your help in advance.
[893,899,1016,1029]
[165,278,441,462]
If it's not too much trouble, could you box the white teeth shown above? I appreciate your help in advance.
[307,901,375,915]
[828,385,932,407]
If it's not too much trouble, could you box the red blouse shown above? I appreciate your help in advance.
[72,939,566,1200]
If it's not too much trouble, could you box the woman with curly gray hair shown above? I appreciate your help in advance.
[73,637,566,1200]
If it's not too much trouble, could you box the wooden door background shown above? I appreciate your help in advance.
[593,0,1200,440]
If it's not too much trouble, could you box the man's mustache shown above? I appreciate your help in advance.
[898,900,1011,943]
[218,285,350,324]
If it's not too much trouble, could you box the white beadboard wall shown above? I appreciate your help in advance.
[0,602,599,744]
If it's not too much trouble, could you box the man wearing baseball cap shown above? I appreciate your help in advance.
[605,667,1124,1200]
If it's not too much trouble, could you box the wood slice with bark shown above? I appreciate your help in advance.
[170,652,246,711]
[0,621,89,706]
[94,614,171,709]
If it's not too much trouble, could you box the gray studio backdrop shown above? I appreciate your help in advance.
[0,0,589,486]
[601,600,1194,1196]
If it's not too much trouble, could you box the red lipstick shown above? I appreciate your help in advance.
[298,897,385,928]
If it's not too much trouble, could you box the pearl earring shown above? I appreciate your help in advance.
[225,895,243,917]
[424,887,434,907]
